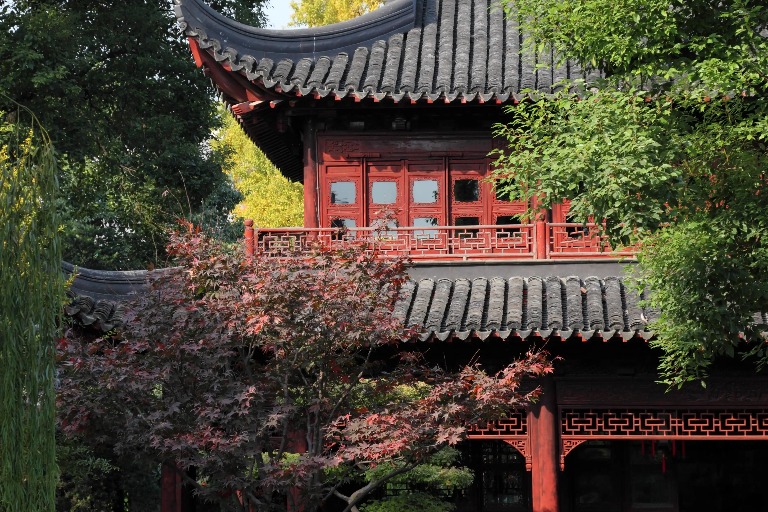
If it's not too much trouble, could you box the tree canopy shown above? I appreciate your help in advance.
[58,229,551,512]
[494,0,768,386]
[289,0,382,27]
[0,0,267,270]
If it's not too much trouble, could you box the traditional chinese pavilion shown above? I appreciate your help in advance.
[64,0,768,510]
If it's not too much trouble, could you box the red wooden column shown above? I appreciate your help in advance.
[303,120,319,229]
[533,196,549,260]
[529,377,559,512]
[287,430,308,512]
[244,219,255,258]
[161,463,182,512]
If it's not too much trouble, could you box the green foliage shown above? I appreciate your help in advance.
[289,0,382,27]
[361,447,473,512]
[507,0,768,92]
[495,0,768,385]
[0,103,64,511]
[0,0,266,269]
[364,447,473,492]
[55,441,118,512]
[55,437,161,512]
[359,492,455,512]
[210,109,303,228]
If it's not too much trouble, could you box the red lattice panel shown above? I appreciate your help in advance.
[561,409,768,439]
[467,411,527,437]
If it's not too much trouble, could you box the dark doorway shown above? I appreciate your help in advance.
[564,440,768,512]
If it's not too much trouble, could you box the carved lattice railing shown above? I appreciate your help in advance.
[247,224,633,261]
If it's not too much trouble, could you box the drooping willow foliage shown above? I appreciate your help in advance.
[0,100,63,511]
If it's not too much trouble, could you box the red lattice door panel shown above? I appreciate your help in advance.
[448,161,489,255]
[320,164,363,233]
[406,161,447,256]
[366,161,405,229]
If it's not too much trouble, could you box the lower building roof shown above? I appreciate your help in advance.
[63,262,652,341]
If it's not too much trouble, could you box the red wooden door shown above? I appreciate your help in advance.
[448,161,488,255]
[406,161,447,256]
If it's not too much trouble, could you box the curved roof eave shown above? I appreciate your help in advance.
[174,0,418,61]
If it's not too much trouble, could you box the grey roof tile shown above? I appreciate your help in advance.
[565,276,584,330]
[325,53,348,89]
[408,277,435,327]
[445,278,471,332]
[485,277,506,331]
[545,276,563,330]
[585,276,604,331]
[505,276,525,330]
[175,0,601,104]
[345,47,369,91]
[466,278,488,331]
[425,278,453,332]
[307,56,332,88]
[526,276,544,330]
[382,33,404,91]
[604,276,624,332]
[399,24,421,92]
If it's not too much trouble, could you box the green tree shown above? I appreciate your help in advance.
[493,0,768,386]
[210,109,303,228]
[0,0,267,270]
[290,0,382,27]
[1,104,64,512]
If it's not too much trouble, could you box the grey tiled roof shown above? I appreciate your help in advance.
[395,276,654,342]
[63,262,147,332]
[62,262,652,341]
[174,0,600,103]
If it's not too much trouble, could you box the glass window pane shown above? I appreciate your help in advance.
[455,216,480,226]
[496,215,520,225]
[330,182,356,204]
[454,179,480,202]
[413,217,438,227]
[330,218,356,229]
[413,217,438,239]
[371,181,397,204]
[455,217,479,239]
[412,180,439,203]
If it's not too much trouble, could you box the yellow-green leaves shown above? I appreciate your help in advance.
[210,110,303,228]
[289,0,382,27]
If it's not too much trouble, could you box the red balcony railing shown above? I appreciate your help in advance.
[244,223,634,261]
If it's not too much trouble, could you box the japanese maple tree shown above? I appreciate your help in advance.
[58,226,551,511]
